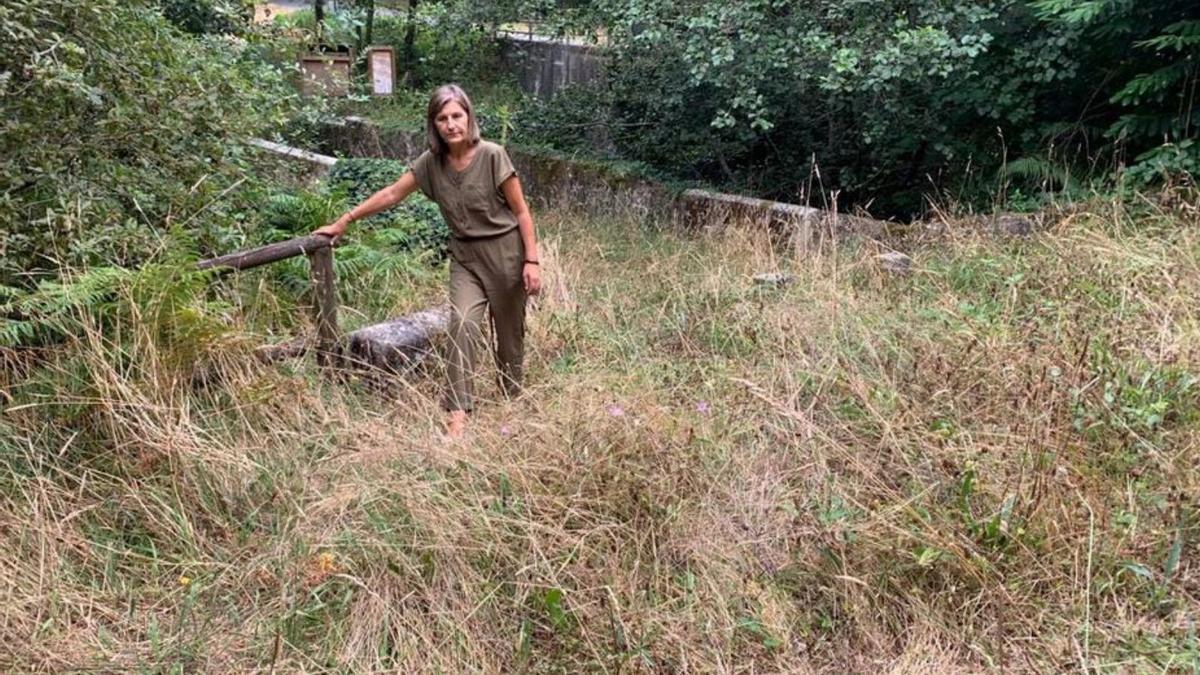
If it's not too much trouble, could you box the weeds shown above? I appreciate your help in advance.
[1,197,1198,671]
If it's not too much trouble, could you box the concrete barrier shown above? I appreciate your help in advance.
[320,117,888,244]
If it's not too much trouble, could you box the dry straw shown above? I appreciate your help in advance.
[2,194,1198,672]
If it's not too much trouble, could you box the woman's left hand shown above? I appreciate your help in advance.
[523,262,542,296]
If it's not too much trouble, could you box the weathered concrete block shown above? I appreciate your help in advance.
[992,213,1035,237]
[753,272,795,287]
[877,251,913,274]
[321,117,426,160]
[677,189,887,244]
[249,138,338,183]
[249,138,338,170]
[320,117,891,242]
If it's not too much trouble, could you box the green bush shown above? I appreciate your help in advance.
[328,158,449,262]
[256,166,448,326]
[0,235,225,351]
[276,6,506,90]
[272,7,360,48]
[0,0,305,287]
[511,83,617,157]
[470,0,1198,215]
[361,7,505,88]
[159,0,253,35]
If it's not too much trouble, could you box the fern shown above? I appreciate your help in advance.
[1113,61,1194,107]
[330,243,379,280]
[0,267,132,347]
[999,156,1082,193]
[0,319,37,347]
[261,190,346,236]
[326,158,448,250]
[0,261,237,354]
[272,257,312,296]
[262,193,304,226]
[1031,0,1120,26]
[1037,3,1198,182]
[1137,20,1200,52]
[1110,111,1199,140]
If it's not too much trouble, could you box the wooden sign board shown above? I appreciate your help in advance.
[299,52,352,97]
[366,46,396,96]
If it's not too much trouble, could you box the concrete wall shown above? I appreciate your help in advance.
[323,117,428,160]
[496,33,606,100]
[321,117,886,244]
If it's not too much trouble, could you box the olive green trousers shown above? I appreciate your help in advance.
[443,229,526,412]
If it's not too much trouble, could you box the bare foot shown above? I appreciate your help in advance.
[446,410,468,439]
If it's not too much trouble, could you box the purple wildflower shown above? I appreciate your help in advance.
[696,400,710,414]
[606,404,626,418]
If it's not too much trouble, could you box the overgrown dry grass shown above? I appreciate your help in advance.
[2,197,1198,672]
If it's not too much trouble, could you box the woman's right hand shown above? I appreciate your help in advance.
[313,215,350,244]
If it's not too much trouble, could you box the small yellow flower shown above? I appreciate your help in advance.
[179,575,193,587]
[304,552,339,587]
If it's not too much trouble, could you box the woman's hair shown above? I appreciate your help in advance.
[425,84,481,155]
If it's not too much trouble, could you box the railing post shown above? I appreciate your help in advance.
[197,233,342,367]
[306,243,339,367]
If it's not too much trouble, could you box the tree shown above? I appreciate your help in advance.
[159,0,254,34]
[0,0,301,285]
[1034,0,1199,181]
[420,0,1198,210]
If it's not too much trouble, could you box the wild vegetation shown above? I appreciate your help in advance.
[2,0,1199,672]
[3,198,1199,671]
[0,0,309,288]
[335,0,1199,218]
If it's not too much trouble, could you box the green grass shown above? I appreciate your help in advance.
[1,197,1198,671]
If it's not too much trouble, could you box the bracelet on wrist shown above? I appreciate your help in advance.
[524,259,540,265]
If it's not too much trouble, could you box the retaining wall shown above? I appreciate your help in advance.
[322,117,886,244]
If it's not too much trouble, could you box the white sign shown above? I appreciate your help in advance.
[370,50,393,95]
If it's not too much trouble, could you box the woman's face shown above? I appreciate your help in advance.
[435,100,469,147]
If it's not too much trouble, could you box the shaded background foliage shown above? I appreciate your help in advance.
[1,0,1196,325]
[450,0,1198,217]
[272,2,506,89]
[0,0,300,288]
[159,0,255,35]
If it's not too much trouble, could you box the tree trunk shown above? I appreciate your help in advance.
[364,0,375,47]
[314,0,325,45]
[403,0,419,85]
[355,0,375,59]
[904,139,929,191]
[715,146,737,185]
[347,304,450,374]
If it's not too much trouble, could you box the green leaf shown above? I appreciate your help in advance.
[1123,562,1154,580]
[543,587,569,630]
[1164,526,1185,578]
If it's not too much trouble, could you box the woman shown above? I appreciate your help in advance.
[315,84,541,438]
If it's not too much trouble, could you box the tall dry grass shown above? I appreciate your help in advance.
[1,197,1198,672]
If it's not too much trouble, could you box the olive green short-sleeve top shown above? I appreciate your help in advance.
[409,141,519,240]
